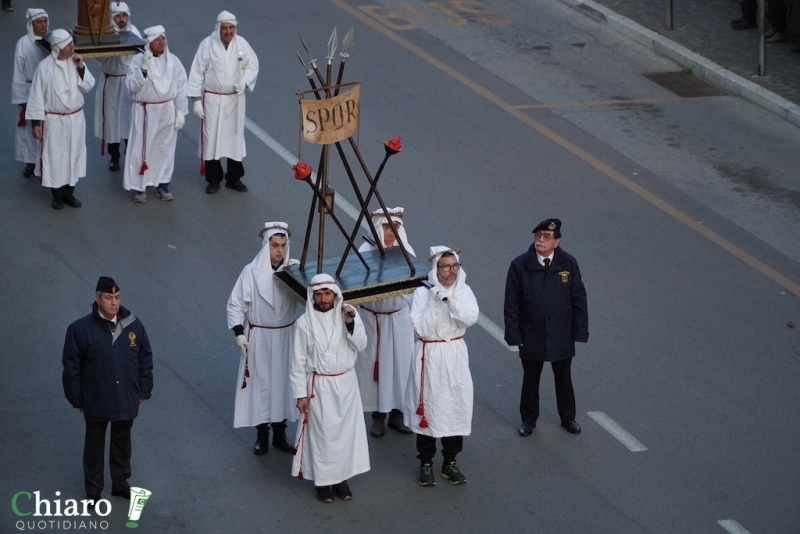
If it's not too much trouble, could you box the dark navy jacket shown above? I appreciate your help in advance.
[504,245,589,361]
[62,304,153,421]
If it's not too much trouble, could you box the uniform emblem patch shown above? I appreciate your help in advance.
[128,332,137,346]
[559,271,570,283]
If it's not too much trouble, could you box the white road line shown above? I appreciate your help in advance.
[587,411,648,452]
[718,519,752,534]
[245,117,515,351]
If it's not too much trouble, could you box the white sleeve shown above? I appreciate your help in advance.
[291,318,311,399]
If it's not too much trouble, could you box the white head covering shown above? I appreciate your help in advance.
[252,222,293,320]
[208,10,241,86]
[26,9,48,41]
[49,29,73,56]
[110,2,131,32]
[428,246,466,296]
[142,26,174,95]
[369,207,415,256]
[305,273,346,360]
[144,25,165,44]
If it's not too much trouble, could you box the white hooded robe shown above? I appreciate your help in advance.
[226,224,301,426]
[12,10,48,164]
[404,248,479,438]
[26,39,96,188]
[123,36,188,191]
[291,274,370,486]
[187,12,258,163]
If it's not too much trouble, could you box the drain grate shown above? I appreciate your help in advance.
[643,72,726,98]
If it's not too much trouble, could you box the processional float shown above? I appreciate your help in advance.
[275,28,430,304]
[37,0,145,57]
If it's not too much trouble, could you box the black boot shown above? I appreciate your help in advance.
[271,420,294,453]
[108,143,120,171]
[50,188,64,210]
[253,423,269,455]
[62,185,81,208]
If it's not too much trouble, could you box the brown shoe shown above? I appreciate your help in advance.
[370,419,385,437]
[387,416,413,434]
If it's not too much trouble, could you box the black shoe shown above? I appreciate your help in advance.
[791,46,800,54]
[332,480,353,501]
[518,422,535,437]
[441,462,467,485]
[2,2,14,12]
[561,420,581,434]
[418,464,436,486]
[254,424,269,455]
[111,487,131,500]
[731,18,756,30]
[63,194,82,208]
[23,164,35,178]
[225,180,248,192]
[205,183,220,194]
[730,16,745,26]
[51,198,64,210]
[271,423,294,453]
[109,160,120,172]
[316,486,334,503]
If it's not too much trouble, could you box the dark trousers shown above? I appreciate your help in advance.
[416,434,463,466]
[205,158,244,185]
[768,0,786,32]
[742,0,757,20]
[372,409,402,421]
[520,358,576,426]
[83,419,133,498]
[107,139,128,162]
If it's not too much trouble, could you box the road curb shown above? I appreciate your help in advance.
[557,0,800,128]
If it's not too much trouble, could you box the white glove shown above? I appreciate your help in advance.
[141,50,153,71]
[235,82,245,94]
[174,114,185,130]
[434,289,448,302]
[286,259,300,267]
[235,335,249,357]
[193,100,204,119]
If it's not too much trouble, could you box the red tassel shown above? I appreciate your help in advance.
[101,140,105,156]
[240,379,246,389]
[138,162,149,175]
[200,160,205,176]
[244,368,250,378]
[292,447,298,455]
[416,404,424,416]
[297,471,304,480]
[419,416,429,428]
[373,361,379,382]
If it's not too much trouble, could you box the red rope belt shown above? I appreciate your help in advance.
[100,73,125,155]
[294,369,347,480]
[199,89,237,176]
[134,100,169,175]
[415,336,463,429]
[240,320,297,389]
[39,107,83,182]
[17,103,27,127]
[360,306,401,382]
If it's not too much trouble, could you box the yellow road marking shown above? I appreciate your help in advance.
[513,96,711,109]
[332,0,800,296]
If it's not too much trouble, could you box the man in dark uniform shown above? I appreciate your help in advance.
[503,219,588,437]
[62,277,153,505]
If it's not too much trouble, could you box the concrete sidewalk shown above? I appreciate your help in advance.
[557,0,800,127]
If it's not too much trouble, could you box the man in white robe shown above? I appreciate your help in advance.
[188,11,258,195]
[123,25,187,203]
[356,207,416,437]
[292,274,369,503]
[227,222,301,455]
[12,8,48,178]
[93,2,141,171]
[27,29,95,210]
[404,247,479,487]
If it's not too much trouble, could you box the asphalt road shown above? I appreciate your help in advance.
[1,1,799,533]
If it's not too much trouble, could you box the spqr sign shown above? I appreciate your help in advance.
[301,84,360,145]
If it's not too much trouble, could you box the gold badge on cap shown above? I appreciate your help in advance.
[128,332,137,346]
[548,222,556,230]
[559,270,570,283]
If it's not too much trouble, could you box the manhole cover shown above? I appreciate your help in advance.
[643,72,726,98]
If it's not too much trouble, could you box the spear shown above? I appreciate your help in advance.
[296,50,323,99]
[299,34,325,88]
[325,28,337,95]
[334,28,354,97]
